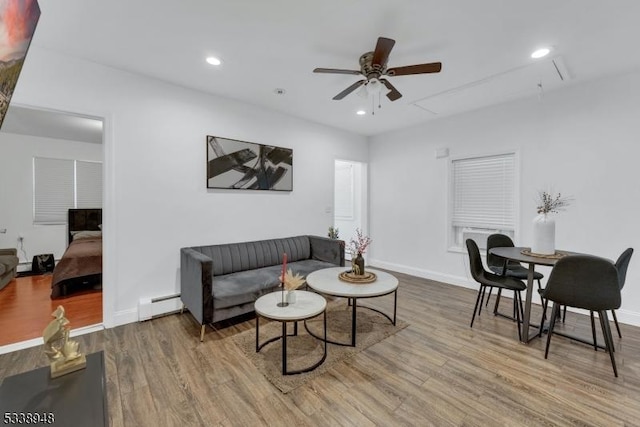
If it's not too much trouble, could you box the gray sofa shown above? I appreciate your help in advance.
[0,248,19,291]
[180,235,345,340]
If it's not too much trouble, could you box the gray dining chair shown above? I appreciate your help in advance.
[540,255,621,377]
[485,233,545,317]
[591,248,633,339]
[466,239,526,340]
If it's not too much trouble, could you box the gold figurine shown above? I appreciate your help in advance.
[43,306,86,378]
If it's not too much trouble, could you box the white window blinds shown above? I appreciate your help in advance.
[34,158,75,224]
[451,153,515,231]
[76,161,103,208]
[33,158,102,224]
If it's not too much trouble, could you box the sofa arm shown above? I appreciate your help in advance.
[180,248,214,325]
[308,236,345,267]
[0,248,17,256]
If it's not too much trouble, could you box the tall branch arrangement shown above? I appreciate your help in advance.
[536,191,572,214]
[346,228,372,256]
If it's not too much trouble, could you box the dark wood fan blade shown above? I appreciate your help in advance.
[387,62,442,76]
[313,68,362,75]
[332,79,366,100]
[371,37,395,69]
[380,78,402,101]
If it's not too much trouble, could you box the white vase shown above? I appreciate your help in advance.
[286,290,296,304]
[532,213,555,255]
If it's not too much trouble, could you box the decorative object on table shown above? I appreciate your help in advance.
[346,228,372,276]
[277,253,289,307]
[206,135,292,191]
[520,248,569,259]
[532,191,572,255]
[338,270,377,284]
[280,267,306,304]
[0,0,41,131]
[327,226,339,239]
[42,305,86,378]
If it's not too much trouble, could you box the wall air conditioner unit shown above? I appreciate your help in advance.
[461,229,495,250]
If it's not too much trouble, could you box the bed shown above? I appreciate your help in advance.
[51,209,103,299]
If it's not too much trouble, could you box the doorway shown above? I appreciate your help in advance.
[334,159,368,260]
[0,105,105,349]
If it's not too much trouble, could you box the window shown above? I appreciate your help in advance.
[34,157,103,224]
[449,152,517,250]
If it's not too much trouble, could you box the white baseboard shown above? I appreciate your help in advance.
[369,258,640,327]
[369,258,476,290]
[111,308,138,327]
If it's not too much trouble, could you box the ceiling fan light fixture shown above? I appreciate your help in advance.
[531,48,550,59]
[206,56,222,66]
[356,110,366,116]
[365,78,383,95]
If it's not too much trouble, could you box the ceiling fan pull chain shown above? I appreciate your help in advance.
[371,95,375,115]
[378,92,382,109]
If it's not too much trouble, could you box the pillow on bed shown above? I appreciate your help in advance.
[71,230,102,240]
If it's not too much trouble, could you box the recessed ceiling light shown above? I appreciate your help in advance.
[356,110,366,116]
[531,48,550,59]
[206,56,222,66]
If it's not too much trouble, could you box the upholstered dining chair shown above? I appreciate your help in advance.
[485,233,545,316]
[609,248,634,338]
[466,239,526,340]
[540,255,621,377]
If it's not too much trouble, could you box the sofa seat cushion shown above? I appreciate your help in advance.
[0,263,5,276]
[286,259,339,278]
[213,265,283,309]
[212,260,337,309]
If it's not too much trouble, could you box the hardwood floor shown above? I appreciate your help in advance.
[0,275,102,346]
[1,271,639,426]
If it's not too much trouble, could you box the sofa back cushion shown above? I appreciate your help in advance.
[194,236,311,276]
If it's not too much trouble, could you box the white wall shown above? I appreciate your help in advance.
[0,133,102,265]
[10,46,368,326]
[369,71,640,326]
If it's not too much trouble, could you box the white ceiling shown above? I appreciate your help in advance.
[23,1,640,136]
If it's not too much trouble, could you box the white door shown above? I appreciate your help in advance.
[334,160,367,260]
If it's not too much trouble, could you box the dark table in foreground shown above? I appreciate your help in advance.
[488,246,582,343]
[0,351,108,427]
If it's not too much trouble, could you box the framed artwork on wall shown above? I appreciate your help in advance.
[0,0,41,130]
[206,135,293,191]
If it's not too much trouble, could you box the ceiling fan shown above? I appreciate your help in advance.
[313,37,442,102]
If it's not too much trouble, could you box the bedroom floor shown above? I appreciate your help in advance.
[0,274,102,346]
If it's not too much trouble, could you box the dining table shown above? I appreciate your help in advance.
[488,246,582,343]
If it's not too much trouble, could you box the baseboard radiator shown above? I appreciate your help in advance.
[138,293,182,321]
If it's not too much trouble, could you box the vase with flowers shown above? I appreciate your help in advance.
[347,229,372,276]
[279,267,306,305]
[532,191,572,255]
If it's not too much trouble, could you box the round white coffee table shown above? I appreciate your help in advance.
[254,290,327,375]
[306,266,398,346]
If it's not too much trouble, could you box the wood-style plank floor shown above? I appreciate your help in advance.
[0,275,102,346]
[1,271,639,426]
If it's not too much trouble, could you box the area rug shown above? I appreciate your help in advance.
[231,302,408,393]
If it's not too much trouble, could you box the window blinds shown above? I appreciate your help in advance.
[452,153,515,230]
[33,158,103,224]
[76,161,103,208]
[34,158,75,224]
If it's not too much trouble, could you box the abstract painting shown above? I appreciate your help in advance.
[0,0,40,130]
[207,135,293,191]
